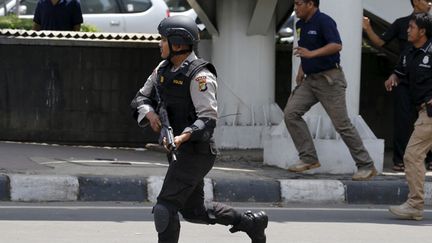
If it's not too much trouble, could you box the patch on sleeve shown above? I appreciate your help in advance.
[195,76,208,92]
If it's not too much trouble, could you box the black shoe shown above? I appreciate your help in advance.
[229,211,268,243]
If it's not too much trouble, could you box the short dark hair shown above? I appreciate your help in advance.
[411,13,432,38]
[304,0,319,7]
[412,0,432,7]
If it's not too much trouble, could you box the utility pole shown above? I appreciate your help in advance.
[15,0,20,16]
[3,0,7,15]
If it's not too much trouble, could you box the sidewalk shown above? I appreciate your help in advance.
[1,141,431,205]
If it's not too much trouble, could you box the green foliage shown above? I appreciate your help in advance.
[0,14,99,32]
[80,23,99,32]
[0,14,32,30]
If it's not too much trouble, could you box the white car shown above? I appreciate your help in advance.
[2,0,170,33]
[163,0,204,30]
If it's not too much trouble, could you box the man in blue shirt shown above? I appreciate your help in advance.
[33,0,83,31]
[284,0,377,180]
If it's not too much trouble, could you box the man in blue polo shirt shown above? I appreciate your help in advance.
[284,0,377,180]
[33,0,83,31]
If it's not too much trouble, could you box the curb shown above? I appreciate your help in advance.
[214,179,280,203]
[0,175,9,201]
[343,180,409,205]
[280,179,345,204]
[9,175,79,202]
[0,174,429,205]
[78,176,147,201]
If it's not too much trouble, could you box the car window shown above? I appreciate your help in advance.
[164,0,191,12]
[19,0,38,14]
[121,0,152,13]
[22,0,38,14]
[81,0,121,14]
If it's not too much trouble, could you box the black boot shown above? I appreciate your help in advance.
[229,211,268,243]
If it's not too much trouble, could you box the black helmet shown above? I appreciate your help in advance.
[158,15,199,46]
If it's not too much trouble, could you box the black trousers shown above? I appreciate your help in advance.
[156,143,241,243]
[393,84,432,165]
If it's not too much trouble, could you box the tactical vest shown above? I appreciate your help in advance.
[156,58,217,137]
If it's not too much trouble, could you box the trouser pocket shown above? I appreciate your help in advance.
[321,68,346,88]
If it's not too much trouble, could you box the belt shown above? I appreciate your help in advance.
[305,64,342,77]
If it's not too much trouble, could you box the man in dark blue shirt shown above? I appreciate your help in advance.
[389,13,432,221]
[33,0,83,31]
[284,0,377,181]
[363,0,432,172]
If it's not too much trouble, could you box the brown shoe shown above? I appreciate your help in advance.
[389,202,423,220]
[352,166,377,181]
[288,160,321,173]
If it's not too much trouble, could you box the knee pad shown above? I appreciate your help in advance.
[153,204,171,233]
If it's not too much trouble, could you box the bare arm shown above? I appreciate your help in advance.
[363,17,385,47]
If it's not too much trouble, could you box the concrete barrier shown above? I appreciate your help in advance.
[9,174,79,202]
[213,179,280,202]
[1,174,429,206]
[78,176,147,201]
[280,179,345,203]
[0,175,9,201]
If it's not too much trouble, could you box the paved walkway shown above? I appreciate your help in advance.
[1,141,431,205]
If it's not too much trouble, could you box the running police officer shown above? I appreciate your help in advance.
[389,13,432,220]
[130,16,268,243]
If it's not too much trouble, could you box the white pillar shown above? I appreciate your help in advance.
[363,0,412,23]
[323,0,363,115]
[212,0,283,149]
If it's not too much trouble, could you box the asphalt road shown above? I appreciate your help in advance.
[0,202,431,243]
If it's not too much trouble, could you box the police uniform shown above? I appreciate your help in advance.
[378,13,432,169]
[383,15,418,169]
[381,14,411,53]
[393,39,432,211]
[131,50,267,243]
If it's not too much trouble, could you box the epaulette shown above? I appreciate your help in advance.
[157,60,170,74]
[427,42,432,55]
[186,59,217,78]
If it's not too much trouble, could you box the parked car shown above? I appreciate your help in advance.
[1,0,170,33]
[163,0,204,30]
[0,0,22,16]
[277,12,295,43]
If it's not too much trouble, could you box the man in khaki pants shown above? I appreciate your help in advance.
[284,0,377,180]
[389,13,432,220]
[363,0,432,172]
